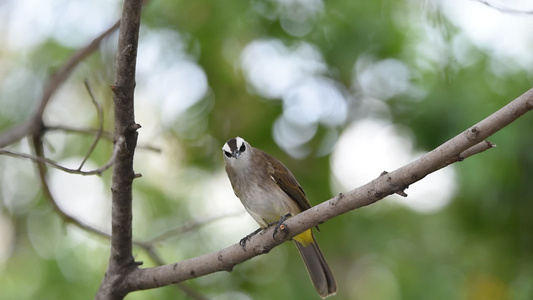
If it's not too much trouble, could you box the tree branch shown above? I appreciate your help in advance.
[143,211,243,245]
[122,87,533,292]
[96,0,143,298]
[473,0,533,14]
[30,135,111,239]
[0,21,120,148]
[44,125,161,153]
[78,80,105,170]
[0,137,123,176]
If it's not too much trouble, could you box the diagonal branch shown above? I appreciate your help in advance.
[144,211,243,245]
[78,80,105,170]
[474,0,533,14]
[124,87,533,291]
[30,135,111,239]
[0,21,120,148]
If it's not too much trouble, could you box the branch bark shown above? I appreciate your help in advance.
[95,0,143,299]
[120,87,533,292]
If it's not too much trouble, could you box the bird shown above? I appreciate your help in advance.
[222,136,337,298]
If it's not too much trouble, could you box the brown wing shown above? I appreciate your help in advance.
[259,149,312,212]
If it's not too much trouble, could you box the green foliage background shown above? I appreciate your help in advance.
[0,0,532,299]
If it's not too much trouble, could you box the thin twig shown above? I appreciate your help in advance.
[45,125,161,153]
[46,125,114,139]
[30,135,110,239]
[132,212,244,259]
[78,80,104,170]
[0,21,120,148]
[387,139,497,197]
[440,139,497,168]
[458,140,496,160]
[474,0,533,14]
[132,213,243,300]
[0,136,124,176]
[145,211,244,245]
[135,144,163,153]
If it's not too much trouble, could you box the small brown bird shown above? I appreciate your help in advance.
[222,137,336,298]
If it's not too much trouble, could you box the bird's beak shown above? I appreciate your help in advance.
[233,150,241,159]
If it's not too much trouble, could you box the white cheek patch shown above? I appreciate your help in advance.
[222,142,232,153]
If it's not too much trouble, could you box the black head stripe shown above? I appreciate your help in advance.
[227,138,238,152]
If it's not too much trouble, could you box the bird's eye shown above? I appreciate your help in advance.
[224,151,232,158]
[239,144,246,152]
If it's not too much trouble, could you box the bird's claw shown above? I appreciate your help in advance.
[272,213,292,239]
[239,227,262,250]
[240,213,293,249]
[239,236,250,248]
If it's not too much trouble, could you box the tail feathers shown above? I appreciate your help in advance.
[295,237,337,298]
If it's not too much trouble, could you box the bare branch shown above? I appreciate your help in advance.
[144,211,244,245]
[46,124,113,139]
[473,0,533,14]
[78,80,105,170]
[30,135,111,240]
[135,245,208,300]
[45,125,161,153]
[0,21,120,148]
[453,140,495,163]
[0,136,124,176]
[96,0,143,298]
[123,87,533,292]
[131,212,242,300]
[136,144,163,153]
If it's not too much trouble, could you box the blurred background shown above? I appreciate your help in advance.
[1,0,533,299]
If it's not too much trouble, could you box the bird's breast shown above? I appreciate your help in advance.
[229,167,301,226]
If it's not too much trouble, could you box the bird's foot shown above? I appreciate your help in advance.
[270,213,292,240]
[239,227,263,250]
